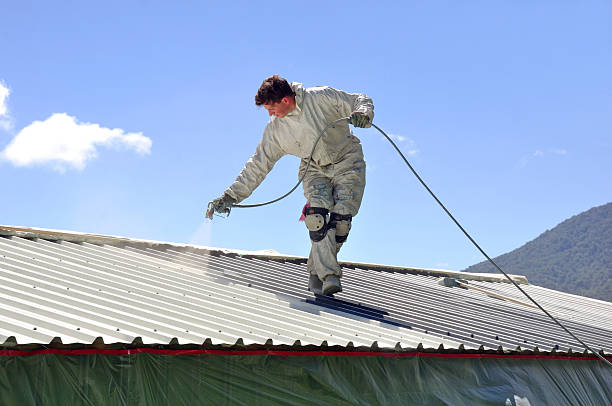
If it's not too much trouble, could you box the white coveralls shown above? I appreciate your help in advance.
[224,82,374,281]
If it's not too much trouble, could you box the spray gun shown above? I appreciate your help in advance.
[205,197,233,220]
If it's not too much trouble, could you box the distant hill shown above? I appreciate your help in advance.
[463,203,611,302]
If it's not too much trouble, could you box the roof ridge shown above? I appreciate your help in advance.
[0,225,528,284]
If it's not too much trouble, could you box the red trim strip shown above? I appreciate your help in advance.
[0,348,609,360]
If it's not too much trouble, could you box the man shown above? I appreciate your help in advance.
[210,75,373,296]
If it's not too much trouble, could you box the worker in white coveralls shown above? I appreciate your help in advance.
[210,75,373,296]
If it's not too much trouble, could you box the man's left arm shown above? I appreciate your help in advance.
[324,87,374,128]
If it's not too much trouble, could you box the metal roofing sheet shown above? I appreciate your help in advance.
[0,229,610,356]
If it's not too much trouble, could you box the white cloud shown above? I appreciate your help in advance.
[386,133,419,156]
[1,113,151,172]
[0,81,12,131]
[0,82,9,117]
[518,148,568,168]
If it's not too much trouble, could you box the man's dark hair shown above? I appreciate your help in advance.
[255,75,295,106]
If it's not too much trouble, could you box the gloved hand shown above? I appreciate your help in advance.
[350,111,371,128]
[206,193,236,219]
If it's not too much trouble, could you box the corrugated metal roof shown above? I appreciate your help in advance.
[1,226,610,356]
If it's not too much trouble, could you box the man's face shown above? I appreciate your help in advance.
[263,97,295,118]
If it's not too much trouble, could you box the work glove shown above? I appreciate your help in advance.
[206,193,236,219]
[350,111,371,128]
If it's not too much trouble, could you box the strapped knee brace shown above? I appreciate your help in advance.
[330,213,352,243]
[304,207,329,242]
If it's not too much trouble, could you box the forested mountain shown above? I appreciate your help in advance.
[463,202,611,302]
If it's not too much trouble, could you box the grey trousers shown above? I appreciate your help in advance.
[299,143,366,280]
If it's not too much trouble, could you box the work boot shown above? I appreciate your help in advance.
[308,274,323,295]
[322,274,342,296]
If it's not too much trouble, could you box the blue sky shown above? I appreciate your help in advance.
[1,1,610,271]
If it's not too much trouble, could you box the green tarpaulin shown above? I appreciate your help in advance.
[1,351,610,405]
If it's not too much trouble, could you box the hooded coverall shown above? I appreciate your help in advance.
[224,82,374,281]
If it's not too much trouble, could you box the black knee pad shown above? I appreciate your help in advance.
[330,213,352,243]
[304,207,329,242]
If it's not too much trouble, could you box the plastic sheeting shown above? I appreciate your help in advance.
[1,351,610,405]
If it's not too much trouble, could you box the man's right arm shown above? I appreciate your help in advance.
[223,126,285,203]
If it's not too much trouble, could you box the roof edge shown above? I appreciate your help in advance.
[0,225,528,285]
[3,345,606,361]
